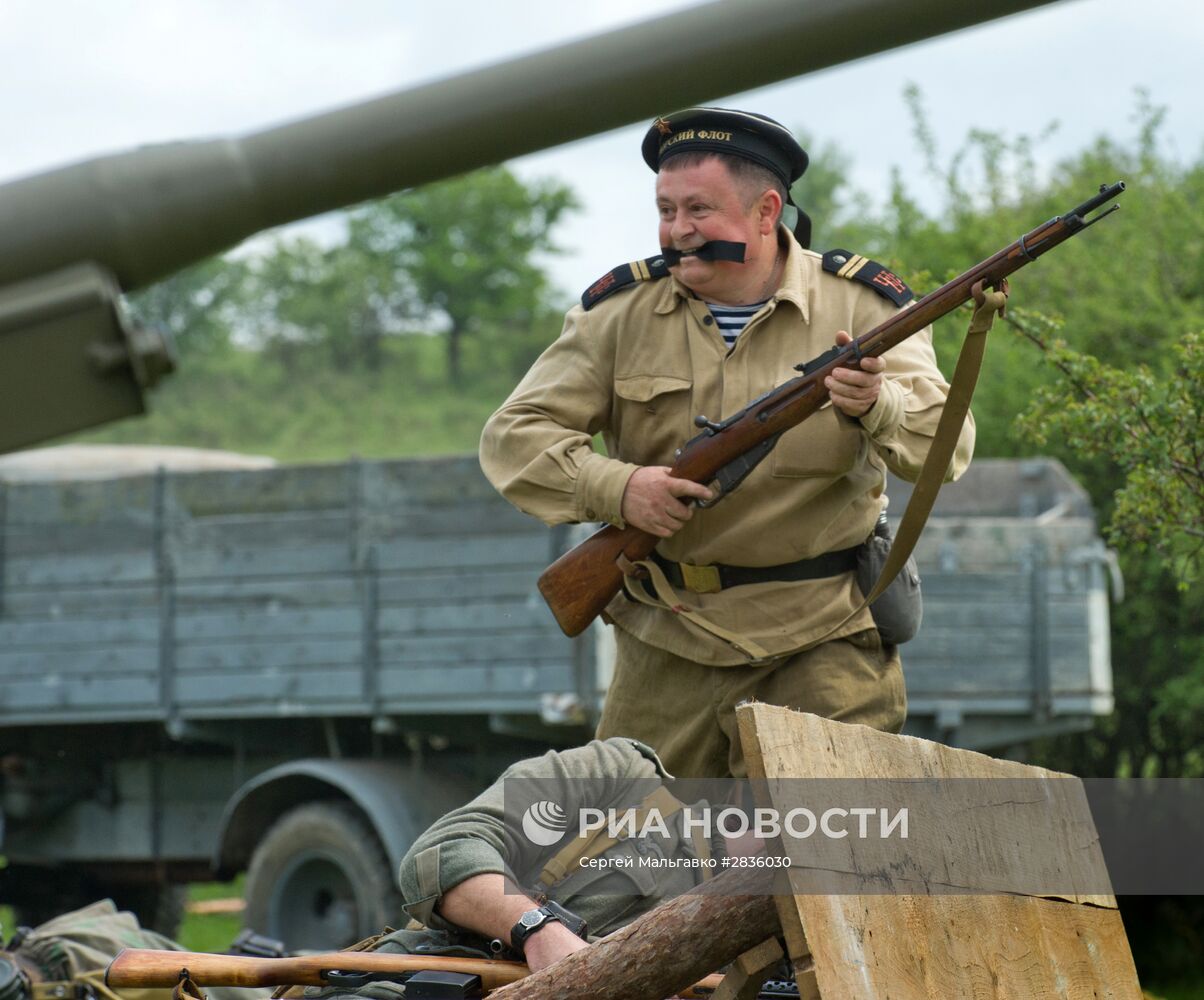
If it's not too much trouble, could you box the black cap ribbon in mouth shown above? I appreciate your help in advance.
[659,240,746,266]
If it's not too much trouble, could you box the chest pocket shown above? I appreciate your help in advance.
[612,374,694,466]
[771,400,865,478]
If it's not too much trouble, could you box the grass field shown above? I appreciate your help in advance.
[178,879,245,953]
[71,339,516,464]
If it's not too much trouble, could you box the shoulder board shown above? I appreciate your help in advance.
[821,249,914,307]
[581,255,671,310]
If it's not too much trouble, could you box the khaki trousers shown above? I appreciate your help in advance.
[596,626,906,779]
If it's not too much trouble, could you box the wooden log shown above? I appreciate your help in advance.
[489,868,779,1000]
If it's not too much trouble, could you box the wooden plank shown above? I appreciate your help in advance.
[363,455,505,507]
[918,574,1028,598]
[736,704,1140,1000]
[378,631,572,665]
[376,569,538,604]
[2,477,156,525]
[175,577,360,609]
[738,704,1113,904]
[166,464,353,516]
[170,541,353,580]
[171,511,351,548]
[175,638,362,672]
[0,676,159,712]
[0,646,158,677]
[0,615,159,646]
[4,522,153,555]
[5,552,155,586]
[909,600,1031,628]
[900,641,1032,694]
[361,500,539,538]
[0,583,160,615]
[377,602,560,636]
[377,662,575,699]
[175,669,365,708]
[372,534,547,572]
[174,606,362,642]
[761,894,1140,1000]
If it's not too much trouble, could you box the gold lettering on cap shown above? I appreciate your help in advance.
[659,129,697,153]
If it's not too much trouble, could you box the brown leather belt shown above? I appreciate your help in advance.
[651,546,860,595]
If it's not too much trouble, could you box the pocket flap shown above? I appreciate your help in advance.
[614,374,692,403]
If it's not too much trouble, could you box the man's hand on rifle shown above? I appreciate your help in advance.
[825,330,885,419]
[621,466,714,538]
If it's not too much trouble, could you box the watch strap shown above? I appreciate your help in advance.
[509,906,561,954]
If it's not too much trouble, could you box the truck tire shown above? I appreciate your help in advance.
[242,801,401,951]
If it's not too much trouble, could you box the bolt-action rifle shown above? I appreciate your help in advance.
[537,182,1126,637]
[104,948,798,999]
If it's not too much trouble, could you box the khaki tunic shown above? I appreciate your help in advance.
[480,230,974,665]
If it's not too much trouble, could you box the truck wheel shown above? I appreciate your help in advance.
[242,801,401,951]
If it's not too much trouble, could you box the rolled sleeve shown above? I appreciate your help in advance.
[400,839,508,929]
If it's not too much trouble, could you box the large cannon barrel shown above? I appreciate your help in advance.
[0,0,1059,453]
[0,0,1057,294]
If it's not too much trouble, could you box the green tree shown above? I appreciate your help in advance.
[241,234,409,373]
[854,90,1204,784]
[350,167,578,384]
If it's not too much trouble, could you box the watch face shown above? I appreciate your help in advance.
[520,910,544,928]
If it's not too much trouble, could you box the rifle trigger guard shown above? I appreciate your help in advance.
[324,971,383,988]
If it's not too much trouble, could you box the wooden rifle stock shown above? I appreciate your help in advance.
[104,948,725,998]
[538,182,1126,637]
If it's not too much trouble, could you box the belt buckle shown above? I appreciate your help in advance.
[679,562,722,594]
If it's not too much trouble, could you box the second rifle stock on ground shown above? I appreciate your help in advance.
[536,182,1126,637]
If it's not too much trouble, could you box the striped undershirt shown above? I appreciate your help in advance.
[708,300,769,350]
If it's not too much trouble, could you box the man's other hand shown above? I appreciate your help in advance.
[825,330,885,418]
[621,466,714,537]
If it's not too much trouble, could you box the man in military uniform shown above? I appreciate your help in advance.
[392,737,750,973]
[481,106,974,780]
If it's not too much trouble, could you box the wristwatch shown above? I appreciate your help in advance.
[509,906,561,954]
[509,901,588,955]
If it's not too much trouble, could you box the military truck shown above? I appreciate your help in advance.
[0,447,1115,947]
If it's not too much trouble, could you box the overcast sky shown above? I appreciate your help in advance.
[3,0,1201,299]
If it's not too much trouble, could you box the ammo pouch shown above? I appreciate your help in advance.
[857,513,922,645]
